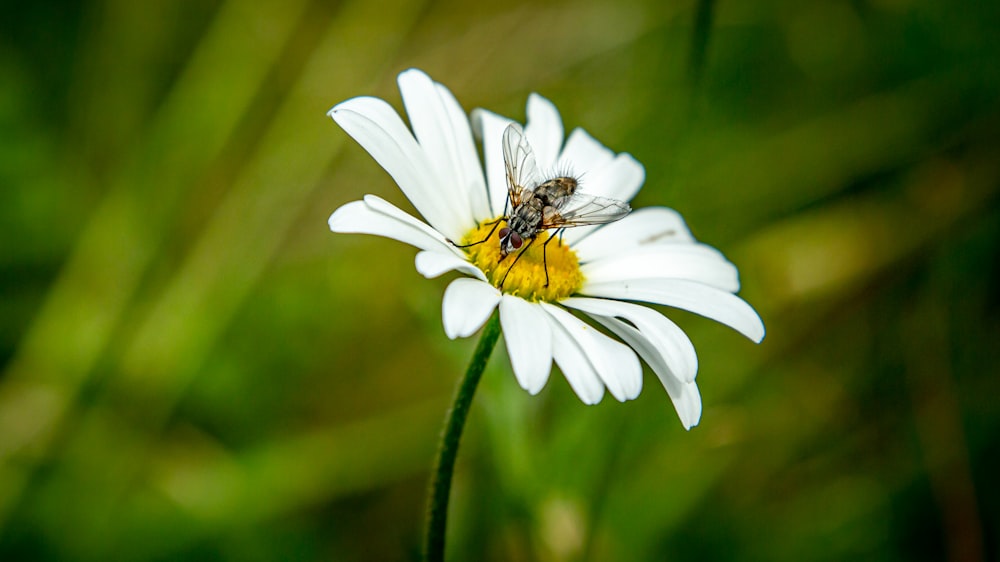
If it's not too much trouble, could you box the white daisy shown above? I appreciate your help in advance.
[328,69,764,429]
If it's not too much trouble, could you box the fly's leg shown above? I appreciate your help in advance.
[448,197,512,248]
[449,217,504,248]
[541,232,562,287]
[499,236,536,289]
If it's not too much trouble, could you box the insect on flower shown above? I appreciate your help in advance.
[456,123,632,288]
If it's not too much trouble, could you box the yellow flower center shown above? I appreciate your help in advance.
[462,217,584,302]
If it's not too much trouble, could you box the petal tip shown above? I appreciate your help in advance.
[397,67,432,93]
[527,92,555,109]
[749,318,766,344]
[398,67,428,80]
[327,98,358,118]
[328,200,365,232]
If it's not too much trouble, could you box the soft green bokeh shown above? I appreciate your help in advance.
[1,0,998,560]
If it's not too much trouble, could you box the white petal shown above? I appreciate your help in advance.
[541,303,642,402]
[439,85,492,222]
[577,152,645,202]
[414,251,487,281]
[329,197,458,257]
[441,278,501,339]
[470,108,515,218]
[581,310,702,429]
[545,311,605,405]
[562,297,698,383]
[580,245,740,293]
[673,381,703,430]
[329,96,464,240]
[362,195,469,257]
[571,207,695,261]
[499,296,553,395]
[581,279,766,343]
[397,69,487,230]
[557,127,614,177]
[524,93,564,171]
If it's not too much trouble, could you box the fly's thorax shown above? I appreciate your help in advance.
[508,208,539,237]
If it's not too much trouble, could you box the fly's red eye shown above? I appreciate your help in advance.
[499,227,510,238]
[510,232,523,248]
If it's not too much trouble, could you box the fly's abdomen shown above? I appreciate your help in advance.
[534,177,578,207]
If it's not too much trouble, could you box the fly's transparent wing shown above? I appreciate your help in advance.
[502,123,540,207]
[542,192,631,229]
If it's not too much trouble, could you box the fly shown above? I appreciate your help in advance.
[456,123,631,288]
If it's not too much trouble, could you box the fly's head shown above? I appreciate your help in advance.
[498,226,523,260]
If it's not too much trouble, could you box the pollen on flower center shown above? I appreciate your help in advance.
[461,217,584,302]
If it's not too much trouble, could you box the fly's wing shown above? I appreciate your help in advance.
[542,192,631,229]
[502,123,540,208]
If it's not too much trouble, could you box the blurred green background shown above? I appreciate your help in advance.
[1,0,998,560]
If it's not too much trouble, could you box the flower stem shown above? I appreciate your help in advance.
[424,311,501,562]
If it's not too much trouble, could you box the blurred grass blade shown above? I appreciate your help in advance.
[688,0,714,86]
[0,0,311,528]
[14,0,428,555]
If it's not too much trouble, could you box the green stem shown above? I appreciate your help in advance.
[423,312,501,562]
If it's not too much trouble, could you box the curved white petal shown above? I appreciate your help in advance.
[572,207,695,261]
[612,320,701,428]
[581,278,766,343]
[414,251,487,281]
[361,195,469,257]
[544,311,605,405]
[581,245,740,293]
[470,108,515,218]
[441,278,501,339]
[581,309,702,428]
[398,70,487,229]
[329,197,458,257]
[329,96,465,240]
[499,296,553,395]
[541,303,641,402]
[439,85,492,222]
[672,381,703,430]
[524,93,564,171]
[557,127,614,177]
[562,297,698,383]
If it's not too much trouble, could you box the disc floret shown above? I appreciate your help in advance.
[462,218,583,302]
